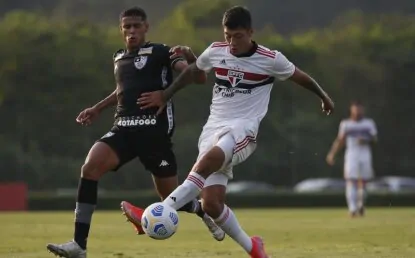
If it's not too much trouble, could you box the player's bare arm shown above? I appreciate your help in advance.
[76,89,117,126]
[138,63,204,114]
[137,46,206,113]
[326,134,345,166]
[289,68,334,115]
[170,45,206,83]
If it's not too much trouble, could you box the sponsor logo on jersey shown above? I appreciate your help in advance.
[115,115,157,127]
[214,85,252,98]
[138,47,153,55]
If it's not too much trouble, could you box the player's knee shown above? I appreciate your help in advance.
[81,161,105,180]
[193,147,226,178]
[201,197,224,219]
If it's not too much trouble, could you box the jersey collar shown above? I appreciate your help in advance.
[126,41,151,54]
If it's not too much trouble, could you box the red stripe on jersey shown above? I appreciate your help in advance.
[257,46,276,56]
[256,47,276,59]
[212,42,228,48]
[214,67,269,82]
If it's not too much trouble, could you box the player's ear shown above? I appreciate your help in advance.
[247,28,253,37]
[144,21,149,33]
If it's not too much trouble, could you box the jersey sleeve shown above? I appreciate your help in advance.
[196,44,213,72]
[369,119,378,137]
[271,51,296,81]
[161,44,185,68]
[338,120,347,138]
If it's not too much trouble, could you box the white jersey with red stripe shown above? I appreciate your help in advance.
[339,118,377,179]
[194,42,296,180]
[196,41,295,128]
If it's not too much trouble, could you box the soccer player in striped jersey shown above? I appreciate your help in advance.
[130,6,334,257]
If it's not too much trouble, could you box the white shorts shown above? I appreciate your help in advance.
[196,120,258,186]
[344,159,374,180]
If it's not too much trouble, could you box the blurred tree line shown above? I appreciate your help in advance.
[1,0,415,35]
[0,0,414,190]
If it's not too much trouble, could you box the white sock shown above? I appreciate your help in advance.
[346,182,358,212]
[163,172,205,210]
[214,205,252,253]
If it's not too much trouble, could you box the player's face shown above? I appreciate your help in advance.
[224,27,253,55]
[350,104,364,119]
[120,16,148,49]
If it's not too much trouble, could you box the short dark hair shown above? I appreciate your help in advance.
[120,7,147,21]
[222,6,252,30]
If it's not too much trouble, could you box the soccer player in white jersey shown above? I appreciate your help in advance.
[131,6,334,257]
[326,101,377,217]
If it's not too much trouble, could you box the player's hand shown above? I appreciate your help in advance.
[137,90,167,115]
[321,95,334,115]
[76,107,100,126]
[358,138,369,145]
[326,153,335,166]
[169,45,194,60]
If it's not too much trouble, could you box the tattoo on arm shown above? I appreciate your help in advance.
[93,89,117,111]
[164,63,201,101]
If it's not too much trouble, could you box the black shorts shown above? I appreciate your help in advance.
[97,126,177,178]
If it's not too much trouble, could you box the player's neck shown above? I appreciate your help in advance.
[126,40,147,53]
[232,41,257,58]
[351,116,363,121]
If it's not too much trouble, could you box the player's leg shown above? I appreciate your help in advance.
[47,129,133,257]
[162,131,267,257]
[344,159,359,217]
[356,179,367,216]
[150,170,225,241]
[345,179,358,217]
[357,160,373,216]
[151,175,200,214]
[120,152,199,234]
[202,174,267,257]
[121,137,225,240]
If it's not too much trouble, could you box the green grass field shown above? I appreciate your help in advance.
[0,208,414,258]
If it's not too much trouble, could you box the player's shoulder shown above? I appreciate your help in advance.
[113,49,126,61]
[146,42,168,49]
[210,41,229,49]
[340,118,352,125]
[255,44,277,59]
[363,117,376,124]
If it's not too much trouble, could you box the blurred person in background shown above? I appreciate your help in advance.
[326,101,378,217]
[46,6,224,258]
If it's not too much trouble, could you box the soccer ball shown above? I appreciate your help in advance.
[141,202,179,240]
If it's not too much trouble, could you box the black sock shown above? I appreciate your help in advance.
[177,200,195,213]
[196,200,205,218]
[74,178,98,250]
[177,199,205,218]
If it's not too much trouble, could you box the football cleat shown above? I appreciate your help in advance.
[46,240,86,258]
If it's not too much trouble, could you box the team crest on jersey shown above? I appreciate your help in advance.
[227,70,244,87]
[134,56,148,69]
